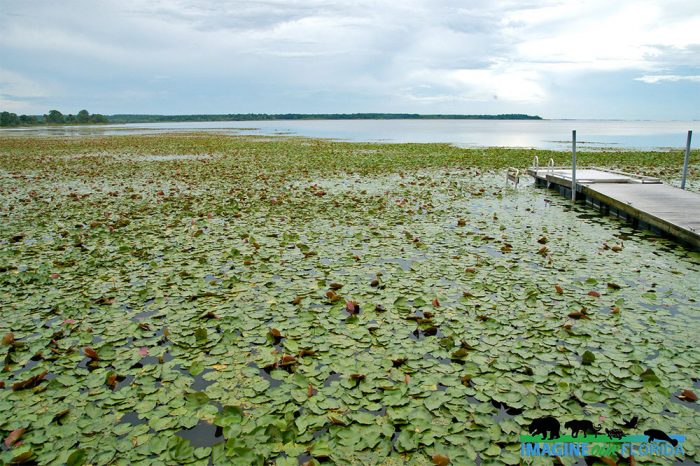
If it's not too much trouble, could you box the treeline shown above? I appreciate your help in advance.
[1,111,543,127]
[0,109,108,127]
[108,113,543,123]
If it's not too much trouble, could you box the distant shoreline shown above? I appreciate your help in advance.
[2,112,543,128]
[1,119,695,152]
[106,113,542,124]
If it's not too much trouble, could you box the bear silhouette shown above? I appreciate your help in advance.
[644,429,678,447]
[565,420,601,438]
[529,416,560,440]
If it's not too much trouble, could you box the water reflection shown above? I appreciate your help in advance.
[1,119,696,150]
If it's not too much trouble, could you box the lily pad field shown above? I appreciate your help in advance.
[1,133,699,466]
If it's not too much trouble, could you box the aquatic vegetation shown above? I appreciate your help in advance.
[0,134,698,465]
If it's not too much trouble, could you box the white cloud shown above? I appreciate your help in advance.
[503,1,700,72]
[0,97,34,113]
[0,69,49,98]
[635,75,700,83]
[0,0,699,115]
[0,69,53,112]
[403,66,547,103]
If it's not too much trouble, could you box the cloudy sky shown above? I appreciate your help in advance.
[1,0,699,119]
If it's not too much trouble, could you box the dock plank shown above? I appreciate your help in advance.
[528,167,700,249]
[583,183,700,248]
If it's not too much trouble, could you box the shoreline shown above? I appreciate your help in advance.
[1,129,699,155]
[1,119,697,152]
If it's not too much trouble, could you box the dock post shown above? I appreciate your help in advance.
[681,130,692,190]
[571,130,577,201]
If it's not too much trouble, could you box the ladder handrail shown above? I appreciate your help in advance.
[506,167,520,188]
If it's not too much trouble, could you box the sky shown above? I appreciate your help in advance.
[1,0,699,119]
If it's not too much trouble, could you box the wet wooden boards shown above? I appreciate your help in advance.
[527,167,700,249]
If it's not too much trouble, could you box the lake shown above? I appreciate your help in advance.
[2,119,697,151]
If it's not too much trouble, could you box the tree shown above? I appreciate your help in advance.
[19,115,38,125]
[45,110,65,124]
[77,109,90,123]
[0,111,20,127]
[66,114,76,123]
[88,113,108,124]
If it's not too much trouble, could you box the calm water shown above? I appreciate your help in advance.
[2,119,697,151]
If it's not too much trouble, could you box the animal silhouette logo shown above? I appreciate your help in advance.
[622,416,638,429]
[528,416,560,440]
[564,419,601,437]
[521,413,684,460]
[644,429,678,447]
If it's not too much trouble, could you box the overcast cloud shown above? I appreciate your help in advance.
[1,0,699,118]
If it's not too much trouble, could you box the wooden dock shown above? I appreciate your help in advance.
[527,167,700,250]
